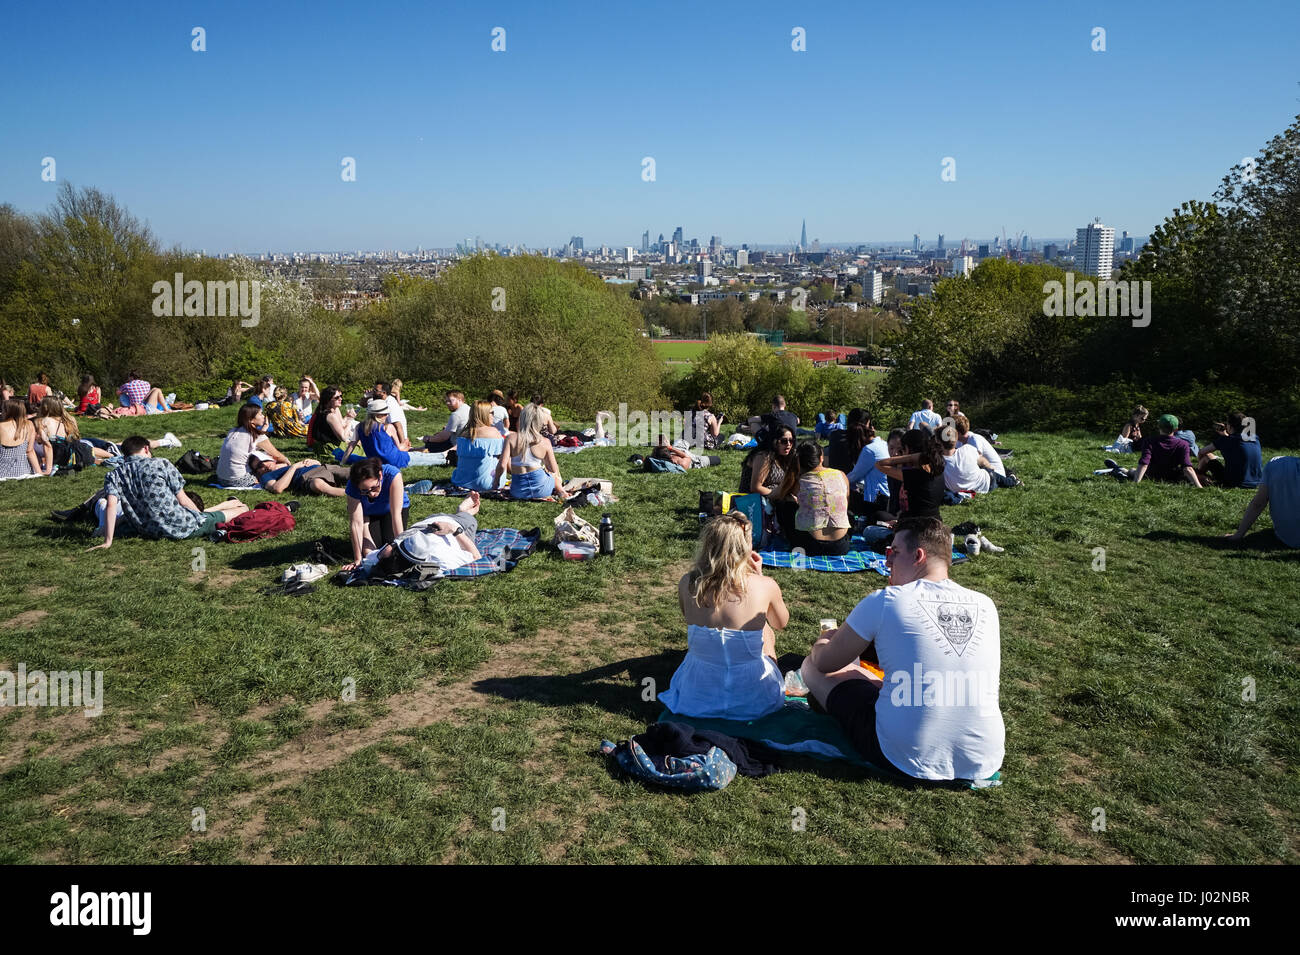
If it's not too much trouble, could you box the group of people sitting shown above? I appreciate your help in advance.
[51,375,580,573]
[4,371,191,421]
[1104,406,1265,489]
[0,395,181,480]
[734,396,1021,555]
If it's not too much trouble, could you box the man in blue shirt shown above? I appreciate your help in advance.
[1198,412,1264,488]
[908,399,942,432]
[1227,456,1300,548]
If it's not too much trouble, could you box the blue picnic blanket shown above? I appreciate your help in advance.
[760,535,968,575]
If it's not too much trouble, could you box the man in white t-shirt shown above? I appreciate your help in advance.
[941,430,1021,491]
[908,399,942,432]
[954,414,1004,477]
[801,516,1005,781]
[421,390,470,453]
[488,390,510,432]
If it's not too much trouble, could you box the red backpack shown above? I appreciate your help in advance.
[215,501,296,542]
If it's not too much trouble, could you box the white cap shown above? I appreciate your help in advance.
[249,450,273,463]
[366,398,390,415]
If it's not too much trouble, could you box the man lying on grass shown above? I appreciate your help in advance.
[801,516,1005,783]
[248,452,349,498]
[357,490,484,578]
[86,435,248,551]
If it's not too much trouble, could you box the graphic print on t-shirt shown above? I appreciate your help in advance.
[917,593,982,657]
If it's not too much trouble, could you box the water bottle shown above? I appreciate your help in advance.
[599,514,614,555]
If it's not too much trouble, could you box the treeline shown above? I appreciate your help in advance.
[0,185,664,417]
[885,112,1300,441]
[638,291,902,350]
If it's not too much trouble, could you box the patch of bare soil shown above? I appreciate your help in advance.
[1,609,48,630]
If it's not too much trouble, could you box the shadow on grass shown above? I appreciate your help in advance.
[1143,529,1300,557]
[474,650,920,786]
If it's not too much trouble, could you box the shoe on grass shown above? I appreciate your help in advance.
[978,534,1005,553]
[160,432,182,448]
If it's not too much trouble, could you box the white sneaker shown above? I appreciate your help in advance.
[979,535,1005,553]
[161,432,182,448]
[964,533,981,555]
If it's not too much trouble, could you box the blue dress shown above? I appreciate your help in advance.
[452,435,506,491]
[659,625,785,721]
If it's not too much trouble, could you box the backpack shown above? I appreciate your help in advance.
[599,737,737,792]
[214,501,296,542]
[177,450,215,474]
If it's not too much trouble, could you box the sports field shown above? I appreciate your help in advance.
[1,407,1296,863]
[652,340,859,364]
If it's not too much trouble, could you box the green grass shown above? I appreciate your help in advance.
[1,409,1297,863]
[652,341,707,361]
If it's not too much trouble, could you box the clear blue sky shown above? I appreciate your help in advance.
[2,0,1297,252]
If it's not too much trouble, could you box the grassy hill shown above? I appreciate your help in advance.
[1,407,1296,863]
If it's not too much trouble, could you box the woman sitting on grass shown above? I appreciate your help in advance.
[217,403,289,488]
[659,511,790,721]
[875,427,946,521]
[495,403,570,500]
[1107,404,1149,453]
[35,397,107,469]
[265,385,309,438]
[345,398,449,469]
[787,441,851,556]
[307,387,356,456]
[0,399,43,478]
[76,375,120,420]
[451,400,507,491]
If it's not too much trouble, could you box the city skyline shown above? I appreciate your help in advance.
[3,0,1296,252]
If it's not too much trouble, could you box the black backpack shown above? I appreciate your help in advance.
[177,450,215,474]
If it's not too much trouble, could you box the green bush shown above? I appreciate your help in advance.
[378,254,664,417]
[972,381,1299,442]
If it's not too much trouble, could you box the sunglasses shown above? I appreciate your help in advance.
[776,437,794,444]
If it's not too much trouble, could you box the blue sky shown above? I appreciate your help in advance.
[2,0,1297,252]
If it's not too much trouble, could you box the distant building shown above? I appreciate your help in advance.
[1020,234,1030,252]
[977,243,990,259]
[913,234,921,254]
[800,219,808,251]
[951,255,973,278]
[735,249,749,267]
[697,258,711,280]
[672,226,684,248]
[937,234,945,255]
[1119,230,1136,254]
[866,270,883,304]
[1076,219,1116,279]
[641,231,650,253]
[625,246,635,262]
[627,266,648,281]
[1043,243,1058,261]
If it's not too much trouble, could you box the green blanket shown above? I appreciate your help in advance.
[658,704,1002,789]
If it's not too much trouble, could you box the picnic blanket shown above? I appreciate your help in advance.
[339,527,541,588]
[421,481,557,502]
[760,534,968,575]
[659,706,1002,789]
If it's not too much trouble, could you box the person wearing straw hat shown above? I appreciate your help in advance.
[344,398,448,469]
